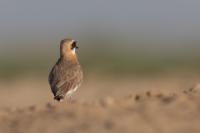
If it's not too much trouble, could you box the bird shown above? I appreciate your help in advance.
[48,38,83,101]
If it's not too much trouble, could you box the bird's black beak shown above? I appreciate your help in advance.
[76,46,79,49]
[75,41,79,49]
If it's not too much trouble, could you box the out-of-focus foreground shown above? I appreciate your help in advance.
[1,83,200,133]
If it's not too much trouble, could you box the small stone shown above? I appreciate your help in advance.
[28,105,36,111]
[146,91,151,97]
[135,95,140,100]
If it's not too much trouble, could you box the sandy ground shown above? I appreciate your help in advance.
[0,74,200,133]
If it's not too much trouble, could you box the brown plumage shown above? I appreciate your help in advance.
[48,39,83,101]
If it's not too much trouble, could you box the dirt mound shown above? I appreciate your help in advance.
[1,85,200,133]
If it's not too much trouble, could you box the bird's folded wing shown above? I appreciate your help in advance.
[55,77,77,97]
[49,62,82,97]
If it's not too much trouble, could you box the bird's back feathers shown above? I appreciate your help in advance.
[48,58,83,101]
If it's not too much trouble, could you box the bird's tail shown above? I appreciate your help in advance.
[54,95,64,102]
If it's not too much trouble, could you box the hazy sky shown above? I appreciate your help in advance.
[0,0,200,53]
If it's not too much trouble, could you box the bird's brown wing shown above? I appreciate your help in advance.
[55,77,77,97]
[54,65,83,97]
[48,63,61,96]
[49,59,83,98]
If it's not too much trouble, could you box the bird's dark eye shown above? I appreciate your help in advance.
[71,41,78,49]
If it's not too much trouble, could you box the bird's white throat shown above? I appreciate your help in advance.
[72,48,76,55]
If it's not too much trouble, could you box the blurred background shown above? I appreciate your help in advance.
[0,0,200,107]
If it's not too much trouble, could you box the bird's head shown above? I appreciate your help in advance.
[60,38,79,62]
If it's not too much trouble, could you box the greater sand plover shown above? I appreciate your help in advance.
[48,39,83,101]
